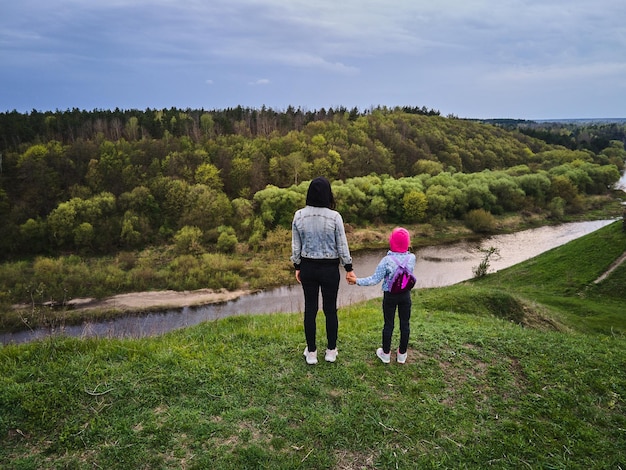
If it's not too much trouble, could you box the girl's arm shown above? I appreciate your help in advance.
[356,258,389,286]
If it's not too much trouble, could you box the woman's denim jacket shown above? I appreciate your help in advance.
[291,206,353,271]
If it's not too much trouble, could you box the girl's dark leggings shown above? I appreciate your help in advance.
[299,259,340,353]
[381,290,412,354]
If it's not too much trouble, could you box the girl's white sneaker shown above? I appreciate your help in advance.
[303,347,318,365]
[397,349,408,364]
[376,348,391,364]
[325,348,338,362]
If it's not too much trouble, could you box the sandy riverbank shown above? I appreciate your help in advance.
[14,288,253,313]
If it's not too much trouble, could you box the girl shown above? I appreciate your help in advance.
[352,227,416,364]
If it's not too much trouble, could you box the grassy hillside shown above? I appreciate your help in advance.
[473,220,626,335]
[1,223,625,469]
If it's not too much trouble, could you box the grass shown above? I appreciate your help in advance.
[1,222,625,468]
[473,220,626,335]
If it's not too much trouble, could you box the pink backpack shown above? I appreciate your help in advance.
[389,255,416,294]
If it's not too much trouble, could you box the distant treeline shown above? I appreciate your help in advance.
[0,106,624,258]
[0,105,442,151]
[481,118,626,154]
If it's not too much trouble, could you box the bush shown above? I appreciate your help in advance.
[465,209,496,233]
[548,197,566,220]
[216,225,238,253]
[173,226,204,255]
[217,231,238,253]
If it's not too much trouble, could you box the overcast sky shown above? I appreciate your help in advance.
[1,0,625,119]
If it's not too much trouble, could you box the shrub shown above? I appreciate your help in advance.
[465,209,496,233]
[217,231,238,253]
[216,225,238,253]
[173,226,204,255]
[548,197,566,220]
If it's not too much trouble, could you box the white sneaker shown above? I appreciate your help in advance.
[397,349,407,364]
[376,348,390,364]
[303,347,318,365]
[325,348,338,362]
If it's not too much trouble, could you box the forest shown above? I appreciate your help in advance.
[0,106,625,259]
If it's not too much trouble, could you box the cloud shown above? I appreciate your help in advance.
[1,0,625,117]
[485,62,626,84]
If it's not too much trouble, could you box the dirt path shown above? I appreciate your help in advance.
[594,251,626,284]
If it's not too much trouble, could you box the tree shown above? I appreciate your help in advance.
[269,151,311,187]
[195,163,223,190]
[173,226,204,255]
[19,218,47,253]
[413,159,444,176]
[550,175,578,203]
[216,226,238,253]
[179,185,233,235]
[253,185,304,229]
[403,190,428,222]
[15,142,65,219]
[125,116,140,141]
[229,157,253,198]
[47,200,77,246]
[516,173,551,208]
[73,222,94,249]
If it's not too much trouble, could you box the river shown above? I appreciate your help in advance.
[0,219,616,345]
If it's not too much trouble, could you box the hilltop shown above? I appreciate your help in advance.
[1,221,624,469]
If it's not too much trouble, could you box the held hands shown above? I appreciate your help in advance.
[297,269,356,285]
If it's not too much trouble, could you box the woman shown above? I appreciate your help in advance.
[291,177,356,365]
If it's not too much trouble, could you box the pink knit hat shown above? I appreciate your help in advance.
[389,227,410,252]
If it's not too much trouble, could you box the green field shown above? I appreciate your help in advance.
[1,222,625,469]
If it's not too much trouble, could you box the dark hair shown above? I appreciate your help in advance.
[305,176,335,209]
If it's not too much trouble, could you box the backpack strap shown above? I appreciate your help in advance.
[390,254,408,268]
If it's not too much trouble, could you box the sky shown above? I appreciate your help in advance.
[1,0,625,120]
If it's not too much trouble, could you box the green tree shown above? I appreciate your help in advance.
[118,186,160,226]
[179,185,233,235]
[216,226,238,253]
[200,113,215,138]
[516,173,551,208]
[269,151,311,187]
[488,173,526,213]
[47,200,77,246]
[550,175,579,203]
[15,142,65,219]
[173,226,204,255]
[253,185,304,229]
[120,210,152,247]
[403,190,428,222]
[73,222,94,249]
[162,179,191,229]
[413,159,444,176]
[195,163,223,190]
[19,218,47,253]
[229,157,253,198]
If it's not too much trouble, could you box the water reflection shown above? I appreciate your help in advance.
[0,219,615,345]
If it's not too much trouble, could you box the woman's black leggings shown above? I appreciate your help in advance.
[299,259,340,353]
